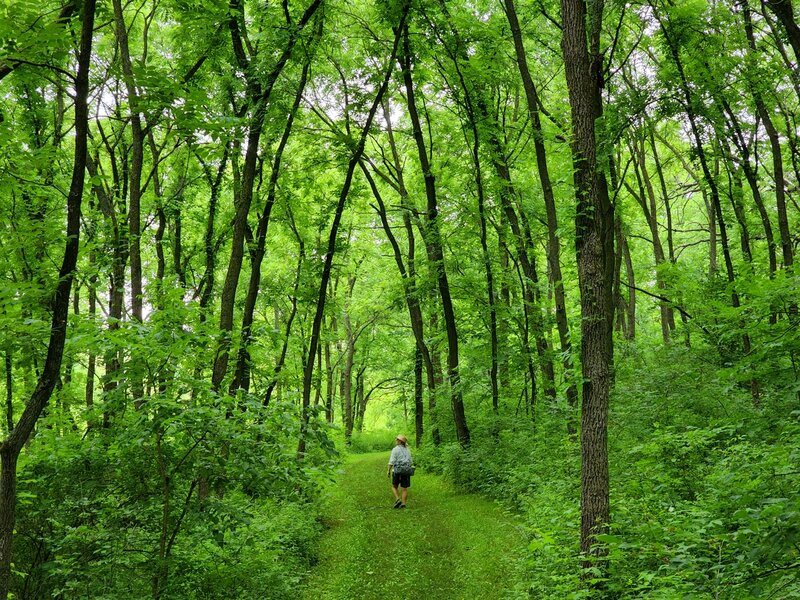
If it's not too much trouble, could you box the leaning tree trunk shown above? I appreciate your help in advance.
[230,58,312,396]
[433,13,501,416]
[361,164,434,442]
[299,4,411,455]
[0,0,95,593]
[765,0,800,72]
[212,0,322,392]
[399,23,470,445]
[112,0,147,406]
[656,7,760,402]
[745,2,794,273]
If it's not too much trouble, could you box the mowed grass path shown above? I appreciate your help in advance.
[301,452,526,600]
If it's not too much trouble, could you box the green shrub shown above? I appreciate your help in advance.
[12,397,334,599]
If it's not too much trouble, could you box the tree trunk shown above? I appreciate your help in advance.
[759,0,799,319]
[212,0,321,392]
[354,366,368,433]
[86,250,97,409]
[414,346,424,447]
[634,135,675,340]
[765,0,800,70]
[716,89,778,277]
[504,0,579,427]
[471,128,500,415]
[0,0,95,593]
[342,284,356,440]
[230,59,311,395]
[112,0,147,408]
[398,22,470,446]
[433,12,501,416]
[560,0,615,574]
[362,164,432,442]
[656,7,759,403]
[298,6,409,455]
[324,339,334,423]
[263,252,302,408]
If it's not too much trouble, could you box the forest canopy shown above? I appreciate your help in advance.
[0,0,798,597]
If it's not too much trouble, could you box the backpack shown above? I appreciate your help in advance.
[392,446,414,476]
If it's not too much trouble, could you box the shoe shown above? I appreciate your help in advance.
[393,499,402,508]
[399,504,407,509]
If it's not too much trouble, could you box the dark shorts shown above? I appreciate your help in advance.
[392,472,411,488]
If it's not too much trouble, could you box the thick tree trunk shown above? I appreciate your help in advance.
[0,0,95,593]
[560,0,615,575]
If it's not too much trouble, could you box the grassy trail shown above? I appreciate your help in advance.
[301,452,526,599]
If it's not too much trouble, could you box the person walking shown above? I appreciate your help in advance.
[387,434,413,508]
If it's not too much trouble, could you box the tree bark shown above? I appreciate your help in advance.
[362,165,434,441]
[655,5,760,403]
[342,277,356,440]
[504,0,579,427]
[765,0,800,71]
[112,0,146,405]
[324,338,334,423]
[560,0,615,574]
[717,90,778,277]
[626,135,673,342]
[398,22,470,446]
[230,58,312,396]
[414,346,424,447]
[757,0,799,322]
[0,0,95,593]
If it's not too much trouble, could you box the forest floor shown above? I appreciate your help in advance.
[301,452,527,600]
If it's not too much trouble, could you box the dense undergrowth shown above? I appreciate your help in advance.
[12,399,336,599]
[413,342,800,599]
[11,342,798,598]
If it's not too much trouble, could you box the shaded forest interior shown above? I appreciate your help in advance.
[0,0,798,597]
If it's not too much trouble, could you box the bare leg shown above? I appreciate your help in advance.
[401,487,408,505]
[392,485,400,501]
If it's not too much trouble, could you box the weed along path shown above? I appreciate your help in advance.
[302,452,526,599]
